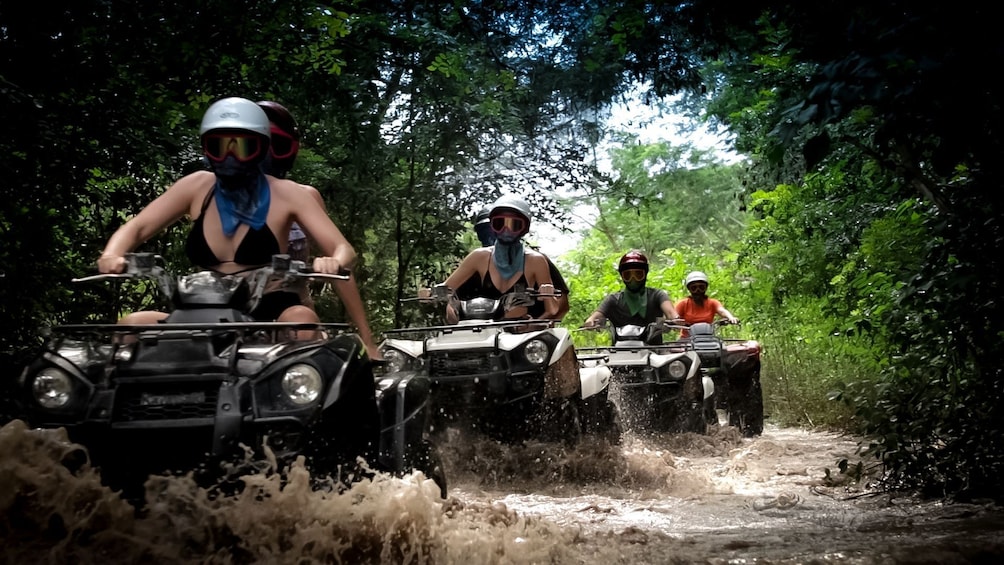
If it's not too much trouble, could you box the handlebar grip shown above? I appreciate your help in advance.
[72,272,133,283]
[306,272,351,282]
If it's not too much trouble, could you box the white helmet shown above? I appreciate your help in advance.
[489,194,532,222]
[199,97,271,137]
[684,271,709,289]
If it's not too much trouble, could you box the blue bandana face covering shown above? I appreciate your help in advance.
[214,173,271,236]
[492,239,525,280]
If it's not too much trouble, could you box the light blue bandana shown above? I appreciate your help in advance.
[214,174,271,236]
[492,240,525,280]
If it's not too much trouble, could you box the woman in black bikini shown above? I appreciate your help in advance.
[442,195,557,323]
[253,100,380,357]
[97,97,360,337]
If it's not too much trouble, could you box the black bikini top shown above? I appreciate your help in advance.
[185,187,280,269]
[479,270,529,299]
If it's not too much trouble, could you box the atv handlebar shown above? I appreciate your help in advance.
[409,282,562,304]
[578,317,738,331]
[266,254,351,282]
[75,253,350,303]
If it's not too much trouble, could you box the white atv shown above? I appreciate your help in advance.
[577,319,713,434]
[380,285,621,445]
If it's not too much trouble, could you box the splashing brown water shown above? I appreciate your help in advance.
[3,419,1003,564]
[1,419,582,564]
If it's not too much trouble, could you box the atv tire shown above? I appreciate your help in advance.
[704,389,719,427]
[599,398,623,445]
[411,439,448,498]
[728,376,764,437]
[580,391,623,445]
[540,398,581,446]
[668,397,708,434]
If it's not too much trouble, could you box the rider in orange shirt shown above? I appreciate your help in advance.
[675,271,739,337]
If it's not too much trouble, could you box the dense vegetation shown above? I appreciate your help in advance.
[2,1,1001,501]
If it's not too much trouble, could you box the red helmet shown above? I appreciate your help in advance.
[256,100,301,140]
[618,250,649,272]
[256,100,301,178]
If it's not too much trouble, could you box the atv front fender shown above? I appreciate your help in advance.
[580,364,611,399]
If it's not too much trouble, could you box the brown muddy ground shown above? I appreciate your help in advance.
[2,418,1003,564]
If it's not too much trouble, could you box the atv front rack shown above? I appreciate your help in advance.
[55,322,351,333]
[577,342,693,355]
[382,318,555,338]
[50,321,352,341]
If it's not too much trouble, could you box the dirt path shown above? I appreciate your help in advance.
[441,423,1004,563]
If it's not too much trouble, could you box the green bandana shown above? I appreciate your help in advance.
[623,287,646,317]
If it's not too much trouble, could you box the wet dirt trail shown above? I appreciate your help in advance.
[2,418,1003,564]
[439,421,1004,564]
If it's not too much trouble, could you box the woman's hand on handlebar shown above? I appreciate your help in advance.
[311,256,345,275]
[97,254,126,274]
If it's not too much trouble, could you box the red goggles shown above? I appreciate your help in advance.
[269,125,299,159]
[621,269,647,283]
[202,133,263,162]
[490,214,527,234]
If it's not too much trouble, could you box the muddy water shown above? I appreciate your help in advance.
[2,418,1003,564]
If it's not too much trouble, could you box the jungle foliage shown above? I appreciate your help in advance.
[687,1,1004,500]
[2,1,1002,500]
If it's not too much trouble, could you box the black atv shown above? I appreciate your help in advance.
[15,253,445,502]
[677,320,763,437]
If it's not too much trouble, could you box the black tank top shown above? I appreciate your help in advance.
[185,187,281,269]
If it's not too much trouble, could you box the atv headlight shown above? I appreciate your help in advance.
[32,368,74,409]
[382,348,411,373]
[668,359,688,379]
[281,363,322,405]
[523,339,549,365]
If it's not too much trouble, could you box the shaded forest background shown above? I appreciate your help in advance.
[2,1,1002,501]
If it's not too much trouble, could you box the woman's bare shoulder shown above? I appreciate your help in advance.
[265,175,297,192]
[164,170,214,204]
[525,249,551,265]
[170,170,214,190]
[269,177,322,203]
[460,247,493,267]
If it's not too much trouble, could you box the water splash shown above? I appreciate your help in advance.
[0,420,582,564]
[8,420,997,564]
